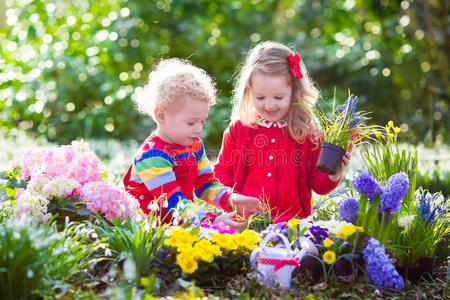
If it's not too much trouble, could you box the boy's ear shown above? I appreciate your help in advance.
[154,107,166,124]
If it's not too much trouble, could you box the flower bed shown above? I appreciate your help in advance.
[0,130,448,299]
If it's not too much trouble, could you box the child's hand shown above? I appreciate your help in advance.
[228,193,263,216]
[214,212,247,230]
[329,144,353,182]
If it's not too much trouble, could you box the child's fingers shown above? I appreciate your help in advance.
[239,196,263,213]
[342,155,350,166]
[347,143,354,153]
[250,197,263,211]
[221,213,247,229]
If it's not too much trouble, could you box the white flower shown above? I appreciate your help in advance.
[315,219,350,234]
[13,190,51,222]
[147,200,160,211]
[198,227,218,241]
[298,217,313,230]
[398,214,416,231]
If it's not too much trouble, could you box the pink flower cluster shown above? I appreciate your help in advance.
[201,222,238,234]
[80,181,142,222]
[11,140,101,184]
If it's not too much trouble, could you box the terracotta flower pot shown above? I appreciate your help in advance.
[316,143,346,175]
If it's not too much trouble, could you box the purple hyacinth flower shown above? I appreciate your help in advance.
[338,197,360,224]
[334,95,358,116]
[349,117,364,128]
[416,193,444,224]
[351,170,382,201]
[379,172,409,214]
[363,238,404,289]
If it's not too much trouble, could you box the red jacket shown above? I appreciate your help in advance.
[214,120,340,222]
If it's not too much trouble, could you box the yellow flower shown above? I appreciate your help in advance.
[177,254,198,274]
[340,224,356,237]
[388,120,394,129]
[212,233,237,250]
[166,227,198,248]
[287,218,300,228]
[241,230,259,243]
[169,227,187,238]
[375,131,381,139]
[243,242,258,251]
[211,244,222,256]
[233,233,248,248]
[388,133,394,142]
[336,231,348,240]
[322,251,336,265]
[240,230,260,249]
[393,126,400,134]
[355,226,364,233]
[323,238,334,248]
[195,239,213,249]
[211,234,228,248]
[223,240,238,251]
[164,236,179,247]
[193,240,216,263]
[177,243,194,254]
[195,248,215,263]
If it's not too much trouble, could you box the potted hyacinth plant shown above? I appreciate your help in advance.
[312,94,380,175]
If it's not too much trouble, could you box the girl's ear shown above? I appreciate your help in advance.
[154,107,166,124]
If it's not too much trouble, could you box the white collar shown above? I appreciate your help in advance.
[258,117,288,128]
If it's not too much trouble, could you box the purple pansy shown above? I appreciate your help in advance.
[306,225,329,244]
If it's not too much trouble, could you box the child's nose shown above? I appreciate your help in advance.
[265,101,276,110]
[193,124,202,135]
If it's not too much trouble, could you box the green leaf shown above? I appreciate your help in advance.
[189,225,200,236]
[77,206,91,216]
[13,166,22,176]
[6,180,26,189]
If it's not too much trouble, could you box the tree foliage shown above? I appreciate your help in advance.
[0,0,448,148]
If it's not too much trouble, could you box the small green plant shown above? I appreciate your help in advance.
[363,121,418,209]
[43,219,107,293]
[388,188,449,267]
[0,216,104,299]
[245,192,274,233]
[88,214,168,280]
[311,93,381,150]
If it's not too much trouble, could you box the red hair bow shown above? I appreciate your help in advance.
[288,53,303,79]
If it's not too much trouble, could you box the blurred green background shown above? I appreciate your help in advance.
[0,0,448,149]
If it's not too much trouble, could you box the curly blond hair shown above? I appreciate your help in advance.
[134,58,217,120]
[231,41,320,144]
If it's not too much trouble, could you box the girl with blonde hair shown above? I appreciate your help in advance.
[215,41,353,222]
